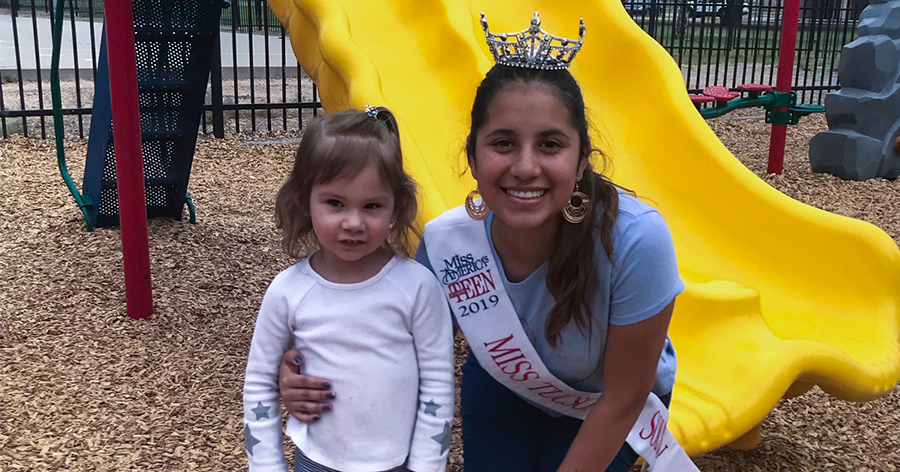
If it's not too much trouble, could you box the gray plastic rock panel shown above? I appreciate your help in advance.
[809,0,900,180]
[837,36,899,92]
[810,130,884,180]
[858,3,900,37]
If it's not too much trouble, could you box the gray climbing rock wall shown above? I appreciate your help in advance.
[809,0,900,180]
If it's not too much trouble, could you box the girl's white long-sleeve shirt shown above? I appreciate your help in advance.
[243,255,455,472]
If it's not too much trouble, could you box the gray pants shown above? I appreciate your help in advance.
[294,447,410,472]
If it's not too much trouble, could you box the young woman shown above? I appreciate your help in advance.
[277,15,689,472]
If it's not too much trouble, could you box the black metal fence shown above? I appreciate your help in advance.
[1,0,283,29]
[626,0,864,103]
[0,0,320,139]
[0,0,867,139]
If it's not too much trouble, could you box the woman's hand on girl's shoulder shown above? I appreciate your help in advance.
[279,348,336,423]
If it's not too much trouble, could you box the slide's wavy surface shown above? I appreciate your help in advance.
[267,0,900,454]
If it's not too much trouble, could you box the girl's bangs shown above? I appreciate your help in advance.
[311,133,397,185]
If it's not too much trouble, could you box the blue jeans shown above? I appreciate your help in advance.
[460,353,671,472]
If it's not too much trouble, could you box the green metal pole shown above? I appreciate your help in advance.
[50,0,94,231]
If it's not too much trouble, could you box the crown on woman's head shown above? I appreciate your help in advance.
[481,12,585,70]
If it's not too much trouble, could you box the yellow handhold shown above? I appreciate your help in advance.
[266,0,900,456]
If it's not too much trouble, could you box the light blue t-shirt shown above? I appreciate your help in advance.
[416,192,683,412]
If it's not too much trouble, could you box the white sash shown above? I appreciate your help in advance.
[423,206,699,471]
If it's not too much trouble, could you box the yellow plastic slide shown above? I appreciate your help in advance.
[267,0,900,455]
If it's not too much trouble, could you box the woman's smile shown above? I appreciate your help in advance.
[504,188,548,200]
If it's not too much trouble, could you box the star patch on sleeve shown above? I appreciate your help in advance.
[423,399,442,417]
[252,402,271,420]
[430,421,452,454]
[244,423,261,456]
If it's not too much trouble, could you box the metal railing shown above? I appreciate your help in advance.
[0,0,865,139]
[626,0,863,103]
[0,0,320,138]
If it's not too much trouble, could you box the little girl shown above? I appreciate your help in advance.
[243,106,454,472]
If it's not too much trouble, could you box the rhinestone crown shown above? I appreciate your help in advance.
[481,12,585,70]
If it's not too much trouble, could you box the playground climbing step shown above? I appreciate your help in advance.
[82,0,226,228]
[691,84,771,109]
[702,85,741,103]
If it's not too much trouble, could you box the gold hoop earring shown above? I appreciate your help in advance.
[562,184,589,224]
[465,189,489,221]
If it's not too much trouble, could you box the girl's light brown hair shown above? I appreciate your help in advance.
[274,107,418,259]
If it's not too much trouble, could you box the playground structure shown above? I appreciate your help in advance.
[80,0,224,229]
[690,82,824,175]
[809,0,900,181]
[690,85,823,126]
[40,0,900,459]
[267,0,900,457]
[687,0,827,176]
[51,0,227,318]
[52,0,226,230]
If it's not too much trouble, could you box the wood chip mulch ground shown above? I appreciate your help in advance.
[2,113,899,471]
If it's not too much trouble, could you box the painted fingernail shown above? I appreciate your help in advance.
[322,382,332,389]
[322,404,332,411]
[294,355,303,363]
[326,392,336,399]
[313,415,321,421]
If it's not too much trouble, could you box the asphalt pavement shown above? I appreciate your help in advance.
[0,11,298,73]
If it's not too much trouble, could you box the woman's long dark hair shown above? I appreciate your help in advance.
[466,65,621,349]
